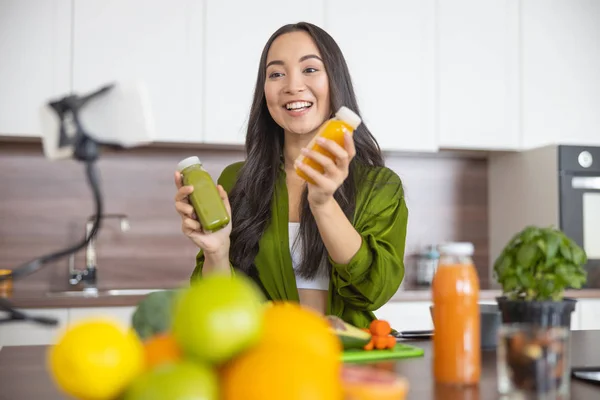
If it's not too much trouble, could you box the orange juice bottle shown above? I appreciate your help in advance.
[295,106,362,184]
[432,242,480,386]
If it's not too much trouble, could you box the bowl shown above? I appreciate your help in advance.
[429,303,501,350]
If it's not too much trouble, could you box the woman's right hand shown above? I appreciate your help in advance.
[174,171,232,259]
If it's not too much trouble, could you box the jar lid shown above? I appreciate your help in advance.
[438,242,474,256]
[335,106,362,129]
[420,245,439,259]
[177,156,202,171]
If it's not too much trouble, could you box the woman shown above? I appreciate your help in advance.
[174,22,408,328]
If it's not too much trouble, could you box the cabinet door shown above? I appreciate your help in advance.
[437,0,520,150]
[0,308,69,346]
[0,0,71,137]
[68,306,136,328]
[522,0,600,149]
[577,299,600,330]
[72,0,203,143]
[203,0,325,145]
[326,0,436,152]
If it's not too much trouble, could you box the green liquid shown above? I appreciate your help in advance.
[181,164,230,232]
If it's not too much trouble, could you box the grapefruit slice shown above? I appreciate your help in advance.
[342,365,409,400]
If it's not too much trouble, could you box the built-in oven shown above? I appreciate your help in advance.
[559,146,600,287]
[489,145,600,288]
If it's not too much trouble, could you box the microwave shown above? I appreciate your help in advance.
[489,145,600,288]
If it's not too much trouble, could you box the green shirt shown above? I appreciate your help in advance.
[191,162,408,329]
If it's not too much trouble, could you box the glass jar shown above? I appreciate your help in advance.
[432,242,480,386]
[416,245,439,286]
[497,324,571,398]
[177,156,230,232]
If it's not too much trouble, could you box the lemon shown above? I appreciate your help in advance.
[48,318,144,400]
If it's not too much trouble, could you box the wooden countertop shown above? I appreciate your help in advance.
[2,331,600,399]
[5,284,600,309]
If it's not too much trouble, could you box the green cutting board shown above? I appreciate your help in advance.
[342,343,425,363]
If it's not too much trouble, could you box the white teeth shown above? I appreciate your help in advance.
[285,101,313,110]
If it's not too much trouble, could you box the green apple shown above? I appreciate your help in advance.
[172,273,265,364]
[123,361,217,400]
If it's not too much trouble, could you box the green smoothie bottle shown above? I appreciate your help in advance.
[177,156,230,232]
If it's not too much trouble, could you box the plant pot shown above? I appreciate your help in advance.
[495,296,577,328]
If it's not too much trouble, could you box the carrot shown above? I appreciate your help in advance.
[386,335,397,349]
[373,336,389,350]
[369,320,391,337]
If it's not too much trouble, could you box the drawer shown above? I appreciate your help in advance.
[68,306,136,329]
[0,308,69,346]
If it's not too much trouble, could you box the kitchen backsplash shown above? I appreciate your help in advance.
[0,139,489,292]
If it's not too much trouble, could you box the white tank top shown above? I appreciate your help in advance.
[288,222,330,290]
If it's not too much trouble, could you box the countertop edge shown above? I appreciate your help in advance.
[4,294,149,309]
[388,288,600,303]
[6,288,600,309]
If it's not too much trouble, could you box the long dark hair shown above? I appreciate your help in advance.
[228,22,384,280]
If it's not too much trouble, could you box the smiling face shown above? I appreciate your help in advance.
[264,31,331,137]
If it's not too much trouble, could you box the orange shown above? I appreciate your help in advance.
[143,333,181,369]
[221,345,342,400]
[220,302,343,400]
[259,302,341,364]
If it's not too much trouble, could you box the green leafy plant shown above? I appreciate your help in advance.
[493,226,587,301]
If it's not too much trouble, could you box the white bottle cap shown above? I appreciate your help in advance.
[335,106,362,129]
[438,242,474,256]
[177,156,202,171]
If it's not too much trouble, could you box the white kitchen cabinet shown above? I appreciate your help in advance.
[325,0,436,152]
[0,0,71,137]
[68,306,136,328]
[0,306,136,346]
[521,0,600,149]
[0,308,69,346]
[375,301,434,332]
[203,0,324,145]
[570,302,582,331]
[71,0,203,143]
[437,0,520,150]
[575,299,600,330]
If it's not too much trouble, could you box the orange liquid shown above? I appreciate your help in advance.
[295,119,354,184]
[0,269,12,297]
[432,262,481,385]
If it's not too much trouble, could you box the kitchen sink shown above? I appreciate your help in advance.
[46,288,165,297]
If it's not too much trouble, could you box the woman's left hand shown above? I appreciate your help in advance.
[295,128,356,208]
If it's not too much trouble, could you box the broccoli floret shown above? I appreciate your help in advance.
[131,289,180,340]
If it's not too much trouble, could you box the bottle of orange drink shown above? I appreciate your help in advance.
[295,106,362,184]
[432,242,481,386]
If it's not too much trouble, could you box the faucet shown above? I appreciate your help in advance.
[69,213,130,290]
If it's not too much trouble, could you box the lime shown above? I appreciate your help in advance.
[172,273,265,364]
[123,361,218,400]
